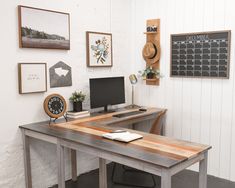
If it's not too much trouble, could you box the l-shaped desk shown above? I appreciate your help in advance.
[19,107,211,188]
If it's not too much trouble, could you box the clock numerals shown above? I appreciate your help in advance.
[44,94,67,119]
[47,97,65,115]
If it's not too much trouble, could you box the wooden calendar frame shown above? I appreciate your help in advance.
[170,30,231,79]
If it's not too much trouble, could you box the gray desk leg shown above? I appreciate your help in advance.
[199,152,208,188]
[99,158,107,188]
[71,149,77,181]
[161,170,171,188]
[57,140,65,188]
[21,129,32,188]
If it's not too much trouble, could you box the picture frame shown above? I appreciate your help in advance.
[86,31,113,67]
[18,5,70,50]
[18,63,47,94]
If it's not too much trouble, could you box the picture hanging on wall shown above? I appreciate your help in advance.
[18,5,70,50]
[49,61,72,88]
[18,63,47,94]
[86,31,113,67]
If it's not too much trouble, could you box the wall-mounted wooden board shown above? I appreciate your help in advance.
[170,30,231,78]
[144,19,160,85]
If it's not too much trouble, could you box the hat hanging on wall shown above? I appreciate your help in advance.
[142,19,161,86]
[142,41,161,64]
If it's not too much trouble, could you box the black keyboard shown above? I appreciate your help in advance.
[113,111,144,118]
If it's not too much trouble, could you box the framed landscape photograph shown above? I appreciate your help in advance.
[18,5,70,50]
[86,31,113,67]
[18,63,47,94]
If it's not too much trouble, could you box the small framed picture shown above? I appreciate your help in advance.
[18,5,70,50]
[86,31,113,67]
[18,63,47,94]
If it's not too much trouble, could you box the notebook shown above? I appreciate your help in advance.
[102,131,143,143]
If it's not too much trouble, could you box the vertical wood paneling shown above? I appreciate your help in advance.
[181,0,194,142]
[171,0,184,139]
[208,0,225,177]
[190,0,203,144]
[220,0,235,180]
[163,0,177,137]
[224,0,235,181]
[200,0,213,147]
[132,0,235,181]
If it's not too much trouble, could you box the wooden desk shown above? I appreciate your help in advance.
[19,108,211,188]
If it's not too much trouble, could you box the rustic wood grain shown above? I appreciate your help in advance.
[20,107,211,168]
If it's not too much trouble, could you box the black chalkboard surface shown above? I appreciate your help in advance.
[170,30,231,78]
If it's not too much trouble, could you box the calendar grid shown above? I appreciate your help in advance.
[171,31,230,78]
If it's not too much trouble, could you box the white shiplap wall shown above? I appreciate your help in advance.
[131,0,235,181]
[0,0,133,187]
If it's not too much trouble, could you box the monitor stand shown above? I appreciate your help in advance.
[98,105,116,114]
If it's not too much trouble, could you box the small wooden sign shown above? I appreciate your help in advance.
[143,19,161,85]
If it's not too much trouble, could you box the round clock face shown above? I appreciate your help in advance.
[44,94,67,119]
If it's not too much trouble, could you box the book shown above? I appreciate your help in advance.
[67,113,90,119]
[67,110,90,116]
[102,131,143,143]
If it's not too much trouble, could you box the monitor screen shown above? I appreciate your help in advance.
[89,77,125,110]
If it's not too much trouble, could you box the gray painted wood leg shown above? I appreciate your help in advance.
[71,149,77,181]
[161,170,171,188]
[99,158,107,188]
[21,129,32,188]
[57,139,65,188]
[199,152,208,188]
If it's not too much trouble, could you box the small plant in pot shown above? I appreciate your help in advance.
[69,91,86,112]
[138,66,161,79]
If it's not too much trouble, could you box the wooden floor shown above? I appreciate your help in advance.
[50,163,235,188]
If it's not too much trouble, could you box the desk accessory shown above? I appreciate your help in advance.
[112,110,144,118]
[66,110,90,119]
[69,91,86,112]
[43,94,67,124]
[139,108,147,111]
[110,130,127,133]
[102,131,143,143]
[126,74,140,109]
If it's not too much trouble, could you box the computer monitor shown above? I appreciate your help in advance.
[89,76,125,112]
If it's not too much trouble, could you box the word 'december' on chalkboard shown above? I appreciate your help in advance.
[171,30,231,78]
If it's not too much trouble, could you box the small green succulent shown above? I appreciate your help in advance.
[69,91,86,103]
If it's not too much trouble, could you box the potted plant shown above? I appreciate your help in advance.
[69,91,86,112]
[138,66,161,79]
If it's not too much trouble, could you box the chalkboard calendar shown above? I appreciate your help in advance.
[170,31,231,78]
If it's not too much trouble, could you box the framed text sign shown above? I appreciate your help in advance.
[18,63,47,94]
[170,30,231,78]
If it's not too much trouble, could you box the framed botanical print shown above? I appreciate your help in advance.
[18,63,47,94]
[86,31,113,67]
[18,5,70,50]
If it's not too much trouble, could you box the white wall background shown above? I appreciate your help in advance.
[1,0,235,187]
[131,0,235,182]
[0,0,132,187]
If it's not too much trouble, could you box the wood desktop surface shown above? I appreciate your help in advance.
[20,107,211,169]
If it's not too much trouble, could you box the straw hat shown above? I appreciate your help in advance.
[142,42,160,64]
